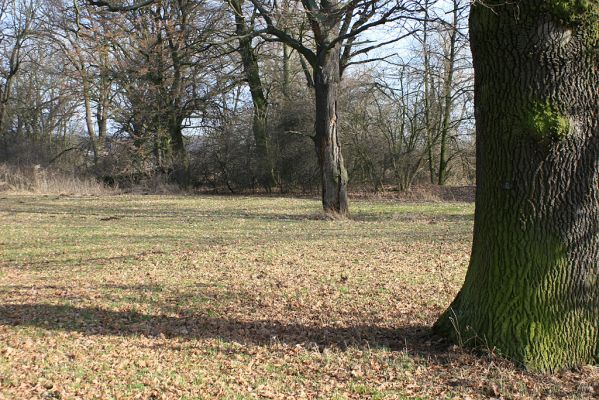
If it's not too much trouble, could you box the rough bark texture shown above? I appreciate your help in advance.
[314,43,349,215]
[434,0,599,371]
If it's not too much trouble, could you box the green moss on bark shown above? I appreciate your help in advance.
[546,0,599,50]
[525,102,570,142]
[435,219,599,372]
[439,0,599,374]
[547,0,593,23]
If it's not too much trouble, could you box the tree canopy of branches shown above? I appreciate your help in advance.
[0,0,475,194]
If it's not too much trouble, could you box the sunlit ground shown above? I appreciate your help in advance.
[0,194,596,399]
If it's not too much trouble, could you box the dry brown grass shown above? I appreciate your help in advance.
[0,195,596,399]
[0,164,115,196]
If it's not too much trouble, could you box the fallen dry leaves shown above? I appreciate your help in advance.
[0,194,596,399]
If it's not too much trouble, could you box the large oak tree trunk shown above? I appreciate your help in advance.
[314,46,348,215]
[434,1,599,371]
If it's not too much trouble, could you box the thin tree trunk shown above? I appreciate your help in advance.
[282,44,290,97]
[434,1,599,371]
[0,67,17,137]
[97,101,107,150]
[314,46,348,215]
[231,0,275,191]
[252,101,273,191]
[422,0,436,184]
[437,4,458,185]
[96,49,110,157]
[82,74,99,165]
[0,86,6,136]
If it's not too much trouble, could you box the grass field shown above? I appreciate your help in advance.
[0,194,597,399]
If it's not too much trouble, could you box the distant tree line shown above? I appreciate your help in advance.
[0,0,473,212]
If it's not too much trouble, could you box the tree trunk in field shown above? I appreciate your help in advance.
[96,101,107,152]
[314,46,348,215]
[422,0,436,185]
[96,49,109,157]
[434,1,599,371]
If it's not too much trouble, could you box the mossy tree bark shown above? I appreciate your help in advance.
[434,0,599,371]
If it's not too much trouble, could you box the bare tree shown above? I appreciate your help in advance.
[227,0,276,191]
[0,0,36,135]
[44,1,116,166]
[414,0,472,185]
[100,0,225,182]
[245,0,424,214]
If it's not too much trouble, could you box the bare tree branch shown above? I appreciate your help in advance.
[85,0,155,12]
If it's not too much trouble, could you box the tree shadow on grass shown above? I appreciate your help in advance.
[0,252,159,270]
[0,303,447,357]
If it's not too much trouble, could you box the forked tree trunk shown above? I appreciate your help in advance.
[314,45,348,215]
[434,1,598,371]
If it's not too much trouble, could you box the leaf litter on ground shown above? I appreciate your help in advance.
[0,194,596,399]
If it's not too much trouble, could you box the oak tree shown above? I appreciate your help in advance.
[249,0,423,214]
[434,0,599,371]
